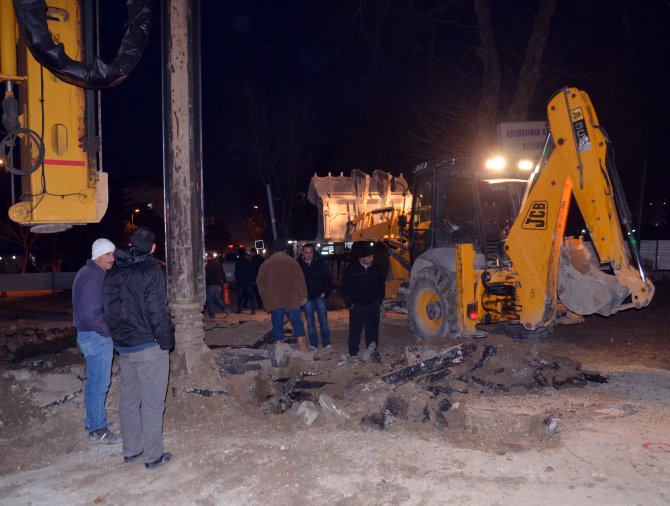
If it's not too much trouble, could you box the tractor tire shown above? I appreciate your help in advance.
[408,266,457,340]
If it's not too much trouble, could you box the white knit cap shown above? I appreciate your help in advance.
[91,238,115,260]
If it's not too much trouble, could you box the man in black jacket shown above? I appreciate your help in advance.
[234,248,257,314]
[341,243,386,357]
[103,227,174,470]
[298,243,332,349]
[205,253,228,319]
[249,248,265,310]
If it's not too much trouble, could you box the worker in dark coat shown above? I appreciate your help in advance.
[205,253,228,319]
[250,247,265,310]
[341,243,385,357]
[234,248,257,314]
[103,227,174,469]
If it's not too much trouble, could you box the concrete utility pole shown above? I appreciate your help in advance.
[162,0,206,373]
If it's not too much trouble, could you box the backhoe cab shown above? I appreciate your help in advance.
[406,87,654,339]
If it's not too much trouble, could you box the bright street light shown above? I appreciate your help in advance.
[518,159,534,171]
[131,208,140,225]
[485,156,506,172]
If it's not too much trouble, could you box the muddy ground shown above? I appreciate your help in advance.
[0,280,669,505]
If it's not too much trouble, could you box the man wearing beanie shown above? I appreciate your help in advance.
[103,227,175,469]
[257,239,309,349]
[72,238,120,444]
[341,242,386,357]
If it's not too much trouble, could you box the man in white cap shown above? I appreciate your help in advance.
[72,238,120,444]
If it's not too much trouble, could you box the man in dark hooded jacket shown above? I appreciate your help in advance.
[103,227,174,470]
[341,243,385,357]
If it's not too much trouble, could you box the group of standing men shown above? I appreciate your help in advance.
[71,233,385,471]
[204,247,265,319]
[72,227,174,470]
[256,239,385,357]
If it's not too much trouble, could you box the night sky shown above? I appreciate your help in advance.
[98,0,670,242]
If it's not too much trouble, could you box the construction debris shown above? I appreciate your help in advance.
[382,343,477,384]
[216,348,270,375]
[171,387,229,398]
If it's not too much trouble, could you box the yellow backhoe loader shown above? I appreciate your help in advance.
[405,87,654,338]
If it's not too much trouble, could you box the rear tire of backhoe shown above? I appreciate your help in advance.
[408,266,457,340]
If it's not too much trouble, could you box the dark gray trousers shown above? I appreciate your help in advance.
[118,345,170,464]
[348,302,380,356]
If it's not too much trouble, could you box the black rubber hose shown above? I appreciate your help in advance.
[13,0,153,90]
[0,129,45,176]
[1,94,44,175]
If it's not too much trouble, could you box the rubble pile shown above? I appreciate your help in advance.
[0,324,76,362]
[219,332,606,435]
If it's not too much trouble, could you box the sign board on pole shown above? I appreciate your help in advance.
[497,121,549,164]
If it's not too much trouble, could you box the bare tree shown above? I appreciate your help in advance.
[231,83,322,238]
[0,218,38,273]
[506,0,557,121]
[245,209,267,241]
[472,0,501,150]
[337,0,558,158]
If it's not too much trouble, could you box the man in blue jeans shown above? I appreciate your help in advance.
[257,239,308,350]
[298,243,331,350]
[205,253,228,319]
[72,238,120,444]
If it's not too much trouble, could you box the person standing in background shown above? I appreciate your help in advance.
[204,253,228,320]
[234,248,257,314]
[341,243,385,357]
[298,243,331,350]
[250,247,265,311]
[257,239,308,349]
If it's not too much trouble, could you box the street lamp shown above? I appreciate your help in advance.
[131,208,140,225]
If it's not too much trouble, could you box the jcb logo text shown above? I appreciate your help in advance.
[521,201,548,230]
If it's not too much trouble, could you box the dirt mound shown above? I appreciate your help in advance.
[204,329,605,454]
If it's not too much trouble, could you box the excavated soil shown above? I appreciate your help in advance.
[0,281,669,504]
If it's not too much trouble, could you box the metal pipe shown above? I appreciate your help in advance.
[162,0,206,373]
[266,183,278,240]
[637,157,647,242]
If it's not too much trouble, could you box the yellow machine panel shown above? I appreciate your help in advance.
[1,0,107,231]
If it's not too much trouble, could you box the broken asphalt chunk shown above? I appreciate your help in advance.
[382,343,477,385]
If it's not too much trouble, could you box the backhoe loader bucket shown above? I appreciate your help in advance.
[557,241,629,316]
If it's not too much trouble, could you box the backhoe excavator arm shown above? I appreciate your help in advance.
[504,87,654,329]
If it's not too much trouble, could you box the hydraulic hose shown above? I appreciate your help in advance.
[13,0,153,89]
[1,91,44,176]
